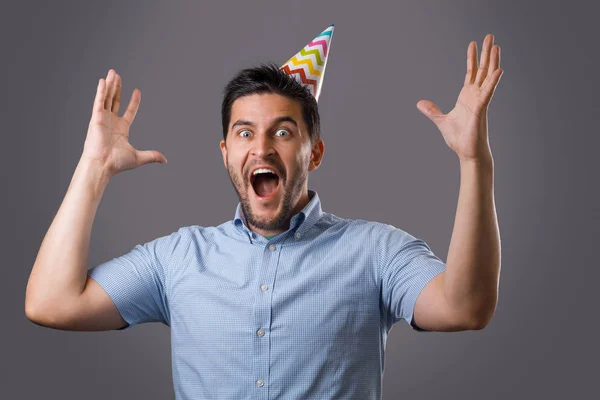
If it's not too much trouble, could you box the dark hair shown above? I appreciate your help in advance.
[221,62,321,144]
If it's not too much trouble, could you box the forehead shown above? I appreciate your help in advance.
[229,93,303,129]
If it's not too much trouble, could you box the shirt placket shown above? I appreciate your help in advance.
[252,239,281,399]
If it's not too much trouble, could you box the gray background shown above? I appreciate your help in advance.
[2,0,597,399]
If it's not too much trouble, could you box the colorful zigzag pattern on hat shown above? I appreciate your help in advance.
[280,24,335,102]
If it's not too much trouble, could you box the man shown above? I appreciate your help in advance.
[25,26,502,399]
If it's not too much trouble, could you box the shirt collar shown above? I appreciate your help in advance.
[233,189,323,242]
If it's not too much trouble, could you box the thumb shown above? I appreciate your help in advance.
[137,149,168,166]
[416,100,444,123]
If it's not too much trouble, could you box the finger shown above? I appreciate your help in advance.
[481,68,503,106]
[475,34,494,86]
[93,78,107,113]
[103,69,116,110]
[111,74,122,114]
[489,44,500,74]
[416,100,444,123]
[464,41,477,85]
[136,149,168,165]
[122,88,141,125]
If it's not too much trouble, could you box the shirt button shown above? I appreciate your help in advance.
[260,284,269,291]
[269,244,276,252]
[256,379,264,387]
[295,232,302,240]
[257,328,265,337]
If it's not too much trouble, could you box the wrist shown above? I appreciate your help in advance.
[459,154,494,186]
[72,156,112,200]
[459,151,493,168]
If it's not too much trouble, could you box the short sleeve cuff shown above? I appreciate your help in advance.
[87,269,136,331]
[405,266,445,332]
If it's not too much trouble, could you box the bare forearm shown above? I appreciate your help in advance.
[444,155,501,326]
[26,156,111,316]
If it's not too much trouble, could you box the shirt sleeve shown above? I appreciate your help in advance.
[378,223,446,332]
[86,229,181,331]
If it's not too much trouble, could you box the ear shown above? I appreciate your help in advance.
[219,139,228,169]
[308,139,324,172]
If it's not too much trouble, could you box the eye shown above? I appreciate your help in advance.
[275,129,290,137]
[239,130,252,138]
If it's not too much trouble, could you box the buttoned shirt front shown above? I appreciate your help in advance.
[87,190,446,399]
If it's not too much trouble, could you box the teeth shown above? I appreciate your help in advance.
[253,168,277,176]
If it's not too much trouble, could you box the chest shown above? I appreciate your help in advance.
[167,239,380,336]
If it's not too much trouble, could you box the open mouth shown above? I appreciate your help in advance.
[250,169,281,199]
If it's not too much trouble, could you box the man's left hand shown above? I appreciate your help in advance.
[416,33,503,163]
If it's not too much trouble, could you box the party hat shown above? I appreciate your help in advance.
[280,24,335,102]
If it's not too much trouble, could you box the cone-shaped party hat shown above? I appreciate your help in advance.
[279,24,335,102]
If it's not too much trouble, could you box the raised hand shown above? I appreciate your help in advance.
[82,69,167,178]
[416,34,504,163]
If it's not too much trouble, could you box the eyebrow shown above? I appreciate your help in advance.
[230,116,299,131]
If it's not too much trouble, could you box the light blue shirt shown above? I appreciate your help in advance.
[87,190,446,399]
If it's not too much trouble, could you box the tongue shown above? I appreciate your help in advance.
[254,175,279,197]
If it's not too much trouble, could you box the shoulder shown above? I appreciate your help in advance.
[325,214,415,241]
[315,213,416,246]
[144,224,219,255]
[371,221,418,245]
[168,224,230,245]
[338,218,426,262]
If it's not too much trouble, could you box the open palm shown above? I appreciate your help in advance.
[417,34,504,162]
[82,69,166,177]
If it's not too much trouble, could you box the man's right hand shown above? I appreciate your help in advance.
[81,69,167,179]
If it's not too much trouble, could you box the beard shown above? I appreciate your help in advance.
[226,159,308,232]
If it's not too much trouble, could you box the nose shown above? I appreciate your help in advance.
[251,133,275,157]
